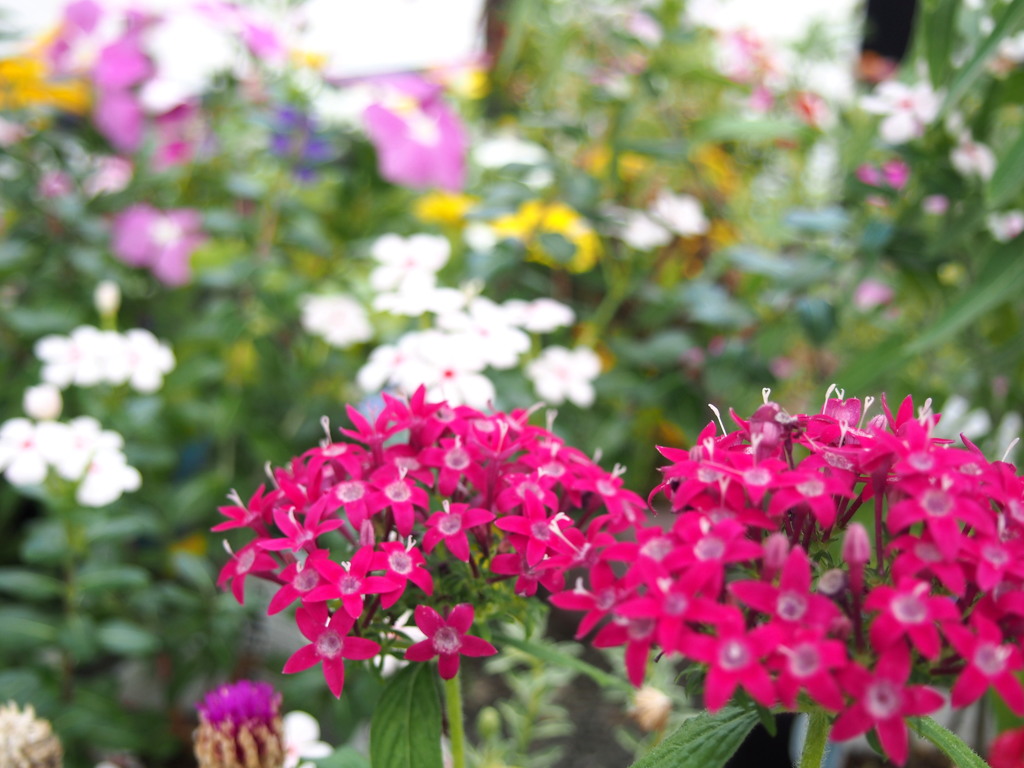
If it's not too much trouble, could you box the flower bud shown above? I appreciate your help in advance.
[194,681,284,768]
[0,701,64,768]
[761,532,790,580]
[842,523,871,566]
[631,686,672,733]
[22,385,62,421]
[476,706,502,741]
[94,280,121,318]
[817,568,847,597]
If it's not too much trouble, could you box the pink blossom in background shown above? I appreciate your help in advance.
[111,204,205,286]
[84,156,133,197]
[855,165,883,186]
[853,279,895,311]
[37,171,73,199]
[363,76,468,191]
[990,727,1024,768]
[153,103,205,170]
[882,160,909,189]
[922,194,949,215]
[793,91,828,129]
[94,90,146,153]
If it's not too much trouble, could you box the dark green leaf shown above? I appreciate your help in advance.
[97,620,160,656]
[369,663,443,768]
[629,705,760,768]
[77,565,151,594]
[909,717,989,768]
[317,747,371,768]
[794,297,836,345]
[536,232,577,266]
[20,520,69,566]
[0,606,58,652]
[782,208,849,234]
[0,567,63,600]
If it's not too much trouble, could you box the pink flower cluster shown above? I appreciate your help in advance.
[554,392,1024,765]
[214,388,645,695]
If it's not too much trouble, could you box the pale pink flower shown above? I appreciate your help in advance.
[526,346,602,407]
[987,211,1024,243]
[861,81,940,144]
[854,279,895,311]
[300,294,373,348]
[922,195,949,215]
[951,135,996,181]
[111,204,205,285]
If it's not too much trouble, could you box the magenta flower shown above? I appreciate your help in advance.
[404,604,497,679]
[283,603,381,698]
[197,679,281,726]
[831,645,944,766]
[423,502,495,562]
[195,679,284,768]
[946,615,1024,714]
[363,75,467,192]
[111,203,205,285]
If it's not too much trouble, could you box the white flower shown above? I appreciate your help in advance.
[436,297,530,370]
[0,419,52,486]
[54,417,124,482]
[502,298,575,333]
[373,272,465,317]
[385,330,493,409]
[121,329,176,392]
[76,448,142,507]
[650,191,710,237]
[618,210,673,250]
[526,346,602,407]
[987,211,1024,243]
[369,234,450,292]
[300,294,373,348]
[283,711,333,768]
[464,223,499,252]
[93,280,122,317]
[22,384,63,421]
[473,136,548,169]
[951,135,996,181]
[140,7,239,113]
[35,326,110,388]
[861,81,940,144]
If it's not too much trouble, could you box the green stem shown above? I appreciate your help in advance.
[799,709,832,768]
[445,673,468,768]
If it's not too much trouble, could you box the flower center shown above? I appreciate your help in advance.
[335,481,365,503]
[920,489,952,517]
[697,467,721,483]
[865,680,901,719]
[891,594,926,624]
[983,545,1008,567]
[438,513,463,537]
[718,639,750,671]
[913,542,942,563]
[316,631,344,659]
[908,452,935,472]
[150,217,184,247]
[432,627,462,655]
[776,591,808,621]
[295,568,319,592]
[388,551,413,575]
[596,479,617,496]
[445,447,470,470]
[788,644,820,678]
[694,536,725,561]
[796,478,825,497]
[530,521,552,541]
[640,536,674,562]
[385,481,412,503]
[663,593,689,616]
[237,548,256,573]
[627,618,655,641]
[339,575,361,595]
[743,467,772,486]
[975,643,1011,676]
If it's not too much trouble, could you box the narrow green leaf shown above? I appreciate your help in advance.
[909,716,989,768]
[988,128,1024,207]
[904,249,1024,355]
[493,633,635,693]
[97,620,160,656]
[0,567,63,600]
[369,663,443,768]
[924,0,959,89]
[77,565,151,594]
[629,706,760,768]
[940,0,1024,116]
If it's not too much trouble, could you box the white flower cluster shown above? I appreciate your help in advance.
[612,191,710,251]
[301,233,601,409]
[0,415,141,507]
[861,81,940,145]
[35,326,175,392]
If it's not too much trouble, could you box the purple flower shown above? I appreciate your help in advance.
[111,204,205,286]
[197,680,281,728]
[363,75,467,191]
[94,90,146,153]
[270,107,334,182]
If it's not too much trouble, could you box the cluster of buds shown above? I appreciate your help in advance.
[554,389,1024,765]
[0,702,63,768]
[215,387,645,694]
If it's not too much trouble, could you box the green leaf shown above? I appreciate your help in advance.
[0,567,63,600]
[493,633,635,693]
[628,706,760,768]
[97,620,160,656]
[692,116,805,143]
[369,663,443,768]
[317,747,371,768]
[77,565,151,594]
[940,0,1024,117]
[909,716,989,768]
[924,0,959,89]
[988,128,1024,207]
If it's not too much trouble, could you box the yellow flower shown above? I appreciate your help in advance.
[692,144,740,197]
[0,55,90,113]
[491,200,601,273]
[414,191,478,226]
[580,145,650,181]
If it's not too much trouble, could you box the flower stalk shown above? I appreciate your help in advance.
[799,708,832,768]
[445,673,468,768]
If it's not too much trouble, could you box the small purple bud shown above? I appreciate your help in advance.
[762,533,790,579]
[843,523,871,566]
